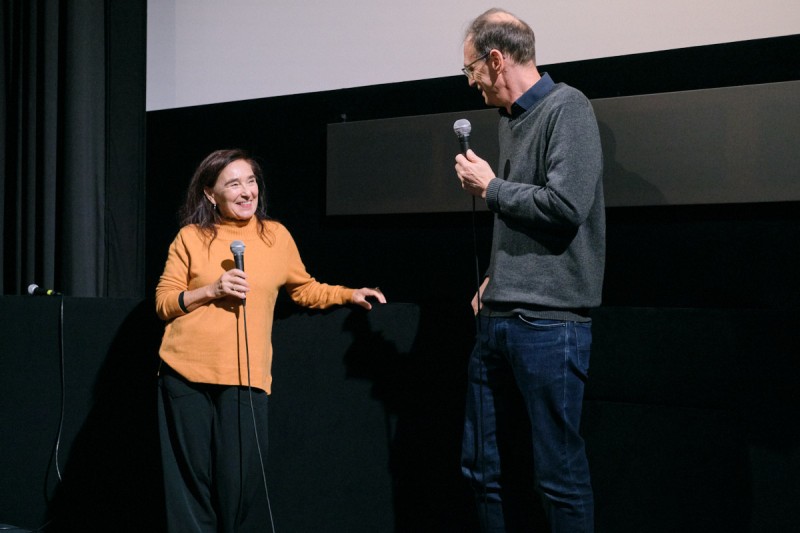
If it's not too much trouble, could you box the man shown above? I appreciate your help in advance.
[454,8,604,533]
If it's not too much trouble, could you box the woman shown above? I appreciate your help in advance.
[155,149,385,532]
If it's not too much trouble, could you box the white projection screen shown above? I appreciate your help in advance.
[146,0,799,111]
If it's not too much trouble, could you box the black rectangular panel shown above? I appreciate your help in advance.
[326,109,498,215]
[595,80,800,206]
[326,81,800,214]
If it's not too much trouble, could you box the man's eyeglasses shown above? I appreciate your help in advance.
[461,51,490,80]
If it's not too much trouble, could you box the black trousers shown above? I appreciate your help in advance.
[157,365,270,533]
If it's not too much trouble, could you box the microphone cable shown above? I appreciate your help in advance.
[6,295,63,532]
[470,195,489,530]
[46,293,67,486]
[53,293,66,483]
[239,296,277,533]
[457,119,489,529]
[10,289,67,533]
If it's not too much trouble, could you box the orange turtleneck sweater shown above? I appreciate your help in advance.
[155,217,354,393]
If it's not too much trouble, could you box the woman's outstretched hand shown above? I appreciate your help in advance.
[351,287,387,310]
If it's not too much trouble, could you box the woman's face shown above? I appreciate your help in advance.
[204,159,259,221]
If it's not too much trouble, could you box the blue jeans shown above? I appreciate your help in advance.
[462,315,594,533]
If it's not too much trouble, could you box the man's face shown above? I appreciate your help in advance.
[463,41,497,107]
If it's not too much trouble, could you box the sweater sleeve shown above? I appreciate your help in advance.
[487,92,603,230]
[281,229,354,308]
[155,231,191,320]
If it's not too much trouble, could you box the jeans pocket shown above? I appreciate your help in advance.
[516,315,565,330]
[573,322,592,377]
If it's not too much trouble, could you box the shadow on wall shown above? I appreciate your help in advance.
[341,303,489,533]
[337,303,551,532]
[47,300,166,532]
[268,302,501,532]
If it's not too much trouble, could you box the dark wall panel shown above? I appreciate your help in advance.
[0,296,164,531]
[326,81,800,214]
[4,300,799,532]
[326,109,496,215]
[268,304,424,532]
[586,305,800,532]
[595,80,800,206]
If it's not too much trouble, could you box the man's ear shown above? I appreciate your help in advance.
[488,49,504,72]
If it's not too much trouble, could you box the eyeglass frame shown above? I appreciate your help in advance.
[461,51,490,79]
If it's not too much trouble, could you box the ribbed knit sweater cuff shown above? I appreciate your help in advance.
[485,178,502,213]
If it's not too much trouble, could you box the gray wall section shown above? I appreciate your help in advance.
[326,109,498,215]
[326,81,800,214]
[596,80,800,207]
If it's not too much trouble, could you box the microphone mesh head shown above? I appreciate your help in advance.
[27,284,39,295]
[453,119,472,138]
[230,240,246,255]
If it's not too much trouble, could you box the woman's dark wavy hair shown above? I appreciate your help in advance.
[179,148,273,244]
[465,8,536,65]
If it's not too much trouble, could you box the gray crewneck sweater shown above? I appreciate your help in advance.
[482,82,605,321]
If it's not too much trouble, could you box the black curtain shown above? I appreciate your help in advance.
[1,0,146,297]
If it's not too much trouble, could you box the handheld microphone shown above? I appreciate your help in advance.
[453,119,472,155]
[230,240,245,272]
[230,241,246,304]
[28,283,61,296]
